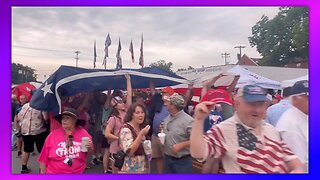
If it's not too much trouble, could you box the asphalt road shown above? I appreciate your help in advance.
[11,149,105,174]
[12,149,201,174]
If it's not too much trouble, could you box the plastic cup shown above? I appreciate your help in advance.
[81,137,90,152]
[143,140,152,161]
[158,132,166,145]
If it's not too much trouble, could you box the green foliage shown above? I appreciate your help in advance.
[248,7,308,66]
[12,63,37,84]
[149,60,174,73]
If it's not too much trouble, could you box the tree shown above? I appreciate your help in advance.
[187,66,194,70]
[12,63,37,84]
[177,66,194,72]
[177,68,186,72]
[149,60,173,73]
[248,7,308,66]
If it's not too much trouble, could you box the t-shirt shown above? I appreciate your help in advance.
[12,102,18,122]
[163,110,194,158]
[203,110,224,133]
[15,104,23,115]
[202,114,297,173]
[266,99,292,127]
[18,103,46,136]
[38,127,92,174]
[88,101,104,131]
[152,105,169,135]
[276,106,308,165]
[101,107,113,135]
[107,115,124,154]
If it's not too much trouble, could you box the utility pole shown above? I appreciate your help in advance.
[221,52,230,65]
[74,51,81,67]
[234,45,246,60]
[25,71,28,82]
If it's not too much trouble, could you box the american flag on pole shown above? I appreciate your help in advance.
[129,40,135,63]
[116,38,122,70]
[103,33,112,67]
[139,34,144,68]
[93,40,97,68]
[203,123,296,173]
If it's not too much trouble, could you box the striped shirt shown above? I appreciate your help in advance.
[202,114,297,173]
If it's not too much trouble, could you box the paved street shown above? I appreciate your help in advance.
[12,149,105,174]
[12,148,201,174]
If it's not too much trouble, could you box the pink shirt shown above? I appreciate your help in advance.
[107,115,124,154]
[38,127,92,174]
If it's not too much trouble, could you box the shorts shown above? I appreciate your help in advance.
[22,131,48,153]
[151,134,164,158]
[101,137,110,148]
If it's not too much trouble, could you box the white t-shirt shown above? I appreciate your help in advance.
[276,106,308,165]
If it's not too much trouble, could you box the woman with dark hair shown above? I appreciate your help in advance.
[38,108,93,174]
[105,74,132,173]
[119,103,150,173]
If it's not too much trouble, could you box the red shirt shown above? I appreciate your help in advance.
[38,127,92,174]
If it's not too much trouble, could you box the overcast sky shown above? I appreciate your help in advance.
[12,7,280,82]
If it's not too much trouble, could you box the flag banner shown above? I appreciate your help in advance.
[103,33,112,65]
[30,66,187,113]
[116,38,122,69]
[139,34,144,68]
[129,40,135,63]
[93,40,97,68]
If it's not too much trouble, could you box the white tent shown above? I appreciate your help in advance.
[171,71,237,89]
[227,65,281,89]
[281,75,308,88]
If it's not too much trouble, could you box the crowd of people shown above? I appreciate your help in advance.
[11,73,309,174]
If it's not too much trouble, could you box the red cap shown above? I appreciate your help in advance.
[273,94,283,100]
[201,89,233,106]
[161,86,175,96]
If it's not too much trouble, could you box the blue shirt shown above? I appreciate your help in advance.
[15,104,23,115]
[152,105,169,135]
[266,99,292,127]
[203,110,224,133]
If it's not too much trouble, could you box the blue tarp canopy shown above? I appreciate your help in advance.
[30,65,187,113]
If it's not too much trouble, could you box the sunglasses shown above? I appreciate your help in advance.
[113,96,124,104]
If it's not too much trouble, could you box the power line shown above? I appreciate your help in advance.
[221,52,230,65]
[13,45,143,68]
[234,45,246,60]
[13,45,101,58]
[13,45,72,54]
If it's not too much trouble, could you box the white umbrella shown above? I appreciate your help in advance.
[281,75,308,88]
[227,65,281,89]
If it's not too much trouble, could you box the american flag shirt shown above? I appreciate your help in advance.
[202,114,298,173]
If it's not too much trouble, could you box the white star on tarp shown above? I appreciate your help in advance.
[41,82,53,98]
